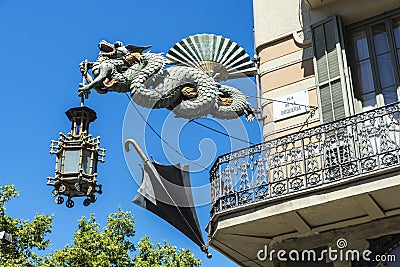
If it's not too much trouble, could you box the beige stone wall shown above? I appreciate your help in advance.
[253,0,400,141]
[257,32,317,140]
[253,0,400,49]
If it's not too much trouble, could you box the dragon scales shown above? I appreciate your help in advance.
[78,40,255,121]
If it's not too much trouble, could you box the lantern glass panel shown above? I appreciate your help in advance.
[82,149,91,174]
[56,155,62,172]
[75,119,81,135]
[92,157,98,174]
[63,149,80,173]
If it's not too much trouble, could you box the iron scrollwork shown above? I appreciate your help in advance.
[210,102,400,215]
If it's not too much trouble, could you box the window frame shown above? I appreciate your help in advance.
[346,9,400,113]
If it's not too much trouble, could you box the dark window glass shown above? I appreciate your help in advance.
[393,17,400,75]
[349,15,400,111]
[383,86,398,105]
[372,23,390,55]
[393,17,400,48]
[361,92,377,110]
[352,31,369,60]
[356,60,375,94]
[377,53,396,88]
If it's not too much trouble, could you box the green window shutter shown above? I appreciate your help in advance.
[312,16,349,123]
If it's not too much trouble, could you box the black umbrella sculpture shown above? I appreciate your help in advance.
[125,139,212,258]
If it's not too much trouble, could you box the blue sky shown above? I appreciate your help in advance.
[0,0,262,266]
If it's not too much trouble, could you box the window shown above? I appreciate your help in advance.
[348,13,400,112]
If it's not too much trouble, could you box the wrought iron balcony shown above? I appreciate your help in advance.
[210,102,400,216]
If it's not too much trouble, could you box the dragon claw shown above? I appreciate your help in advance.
[246,113,255,122]
[78,87,91,98]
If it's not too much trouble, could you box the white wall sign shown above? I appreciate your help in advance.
[273,90,310,121]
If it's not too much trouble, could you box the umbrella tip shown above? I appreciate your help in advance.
[201,245,212,259]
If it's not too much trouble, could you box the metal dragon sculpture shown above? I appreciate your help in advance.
[78,34,257,121]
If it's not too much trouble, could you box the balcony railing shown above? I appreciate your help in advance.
[210,102,400,216]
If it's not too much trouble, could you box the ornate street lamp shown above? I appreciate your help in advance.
[47,103,105,208]
[0,231,12,245]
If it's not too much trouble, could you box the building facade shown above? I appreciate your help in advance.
[207,1,400,266]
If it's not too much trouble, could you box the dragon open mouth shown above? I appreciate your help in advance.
[98,40,115,56]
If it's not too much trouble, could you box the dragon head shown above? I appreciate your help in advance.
[98,40,152,60]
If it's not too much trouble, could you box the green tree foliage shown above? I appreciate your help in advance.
[0,185,201,267]
[45,209,136,267]
[45,209,201,267]
[0,184,53,267]
[134,236,201,267]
